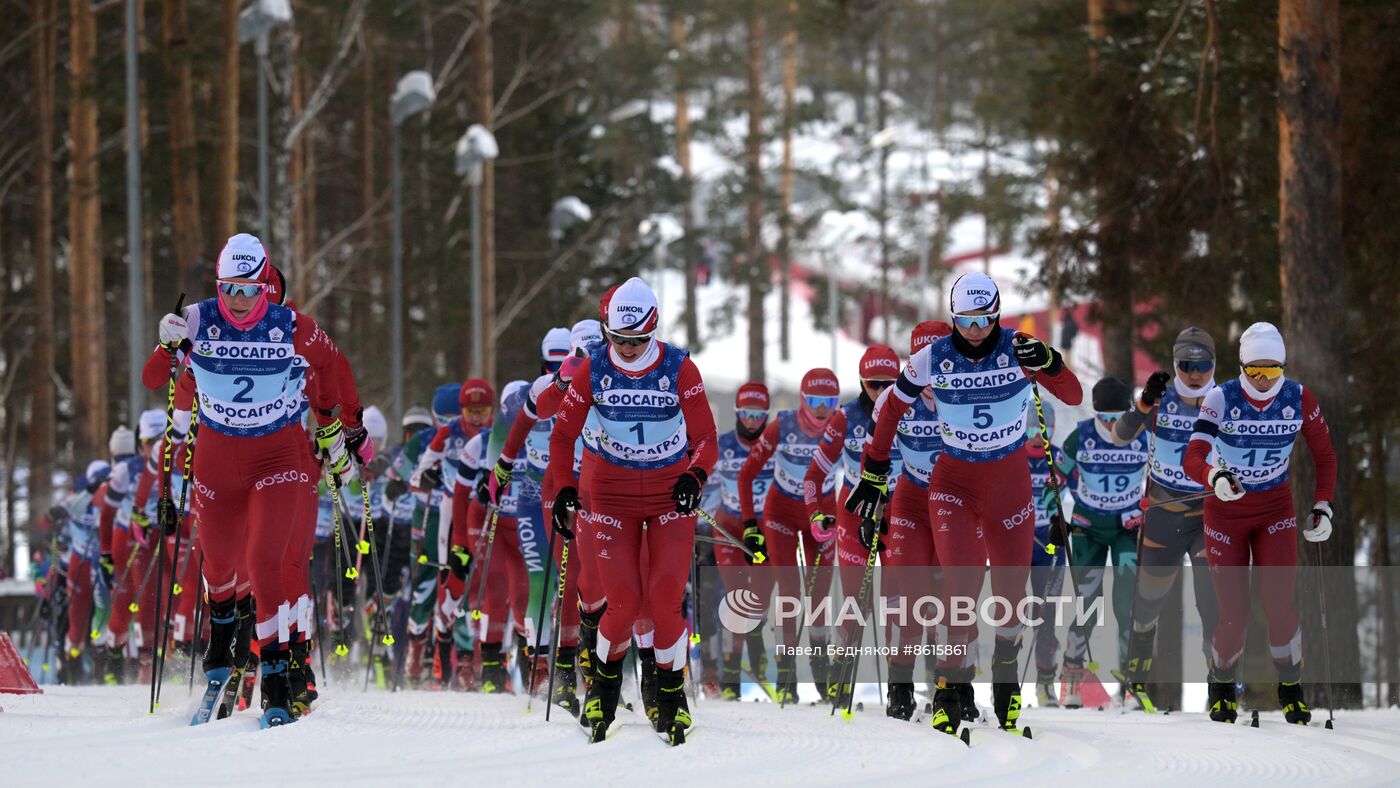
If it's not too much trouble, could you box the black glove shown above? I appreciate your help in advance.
[1013,335,1054,370]
[158,495,178,536]
[1048,512,1071,553]
[344,424,370,465]
[385,477,408,501]
[858,516,889,552]
[552,487,580,539]
[475,473,491,506]
[366,455,391,478]
[1140,370,1171,408]
[420,464,444,492]
[671,468,706,514]
[448,546,473,580]
[98,553,115,588]
[844,456,891,521]
[741,519,766,565]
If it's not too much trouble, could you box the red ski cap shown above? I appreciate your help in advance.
[459,378,495,408]
[859,345,900,380]
[800,368,840,397]
[599,284,620,323]
[910,320,952,355]
[735,382,770,410]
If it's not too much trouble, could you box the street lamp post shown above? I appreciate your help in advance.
[389,71,436,427]
[238,0,292,244]
[455,124,499,378]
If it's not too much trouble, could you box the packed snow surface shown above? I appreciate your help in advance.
[3,685,1399,787]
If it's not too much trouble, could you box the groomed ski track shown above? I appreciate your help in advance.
[3,686,1399,787]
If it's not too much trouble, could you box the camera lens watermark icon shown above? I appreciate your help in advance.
[718,589,766,634]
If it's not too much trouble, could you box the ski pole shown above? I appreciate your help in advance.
[354,475,396,690]
[393,495,432,691]
[543,536,571,722]
[1315,542,1336,728]
[327,476,352,660]
[156,404,200,704]
[1142,491,1212,511]
[188,554,204,694]
[784,531,821,710]
[470,504,502,622]
[149,294,183,714]
[527,518,559,709]
[696,508,764,563]
[834,522,882,718]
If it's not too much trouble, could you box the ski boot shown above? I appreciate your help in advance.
[638,647,659,724]
[1123,628,1156,710]
[191,598,238,725]
[453,649,478,691]
[1061,658,1086,709]
[102,646,125,685]
[288,640,317,718]
[578,605,605,689]
[583,657,625,742]
[654,666,692,745]
[405,632,428,688]
[1035,669,1059,708]
[431,636,454,690]
[774,653,799,705]
[551,646,581,716]
[479,642,509,693]
[1279,681,1312,725]
[929,679,964,736]
[992,639,1024,733]
[959,682,980,722]
[1207,665,1238,723]
[809,651,833,702]
[700,662,722,701]
[719,652,742,701]
[887,682,917,721]
[258,649,295,729]
[828,653,855,708]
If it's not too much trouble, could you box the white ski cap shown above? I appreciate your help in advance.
[138,409,167,441]
[502,379,529,409]
[1239,321,1286,364]
[362,406,388,444]
[949,272,1001,315]
[570,319,604,354]
[85,460,111,485]
[541,327,572,363]
[109,426,136,457]
[217,233,270,280]
[607,276,659,333]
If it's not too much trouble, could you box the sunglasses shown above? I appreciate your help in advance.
[736,408,768,421]
[1176,359,1215,374]
[1097,411,1127,423]
[605,328,654,347]
[218,281,267,298]
[1242,364,1285,381]
[863,378,895,391]
[952,311,1000,330]
[803,395,840,410]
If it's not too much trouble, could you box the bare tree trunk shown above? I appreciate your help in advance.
[672,13,700,351]
[358,41,377,373]
[745,4,766,384]
[1088,0,1135,380]
[1279,0,1360,706]
[778,0,796,361]
[163,0,205,296]
[290,33,307,291]
[28,0,57,521]
[876,20,891,347]
[213,0,240,243]
[476,0,497,383]
[1372,426,1398,706]
[69,0,107,462]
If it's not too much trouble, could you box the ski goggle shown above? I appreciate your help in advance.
[803,394,840,410]
[1242,364,1285,381]
[544,359,564,373]
[1176,359,1215,374]
[862,378,895,392]
[1096,410,1127,423]
[218,280,267,298]
[952,311,999,330]
[605,327,654,347]
[736,408,768,422]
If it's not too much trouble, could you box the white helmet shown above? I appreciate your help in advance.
[138,409,167,441]
[109,426,136,457]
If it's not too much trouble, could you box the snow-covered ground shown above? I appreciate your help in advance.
[3,684,1397,787]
